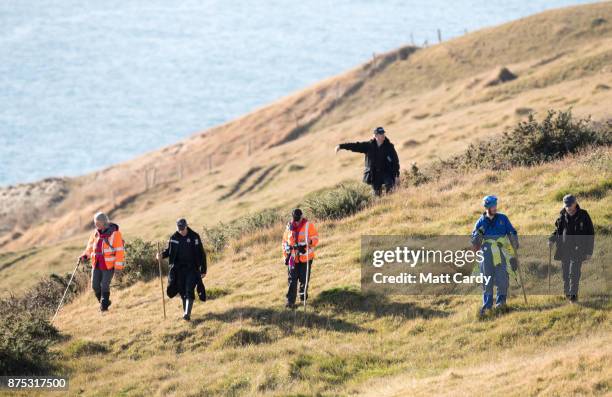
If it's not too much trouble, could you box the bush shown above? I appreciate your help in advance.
[401,163,431,187]
[121,238,166,286]
[0,310,59,375]
[302,183,372,220]
[443,109,611,170]
[203,208,282,254]
[0,271,85,375]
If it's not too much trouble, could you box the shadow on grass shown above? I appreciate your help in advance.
[477,295,610,321]
[575,295,610,310]
[311,286,450,319]
[196,306,366,333]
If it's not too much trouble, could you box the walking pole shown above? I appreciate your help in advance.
[548,245,552,294]
[51,258,81,323]
[303,223,310,311]
[515,254,528,304]
[157,242,167,320]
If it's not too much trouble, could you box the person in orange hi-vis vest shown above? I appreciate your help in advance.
[80,212,125,312]
[282,208,319,309]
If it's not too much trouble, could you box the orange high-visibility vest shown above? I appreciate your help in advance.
[282,220,319,263]
[83,228,125,270]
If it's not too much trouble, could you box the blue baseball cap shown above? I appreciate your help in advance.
[483,195,498,208]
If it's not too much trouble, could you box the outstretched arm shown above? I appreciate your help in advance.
[336,141,370,154]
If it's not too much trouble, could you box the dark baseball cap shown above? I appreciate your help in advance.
[292,208,303,220]
[176,218,188,229]
[563,194,576,207]
[374,126,385,135]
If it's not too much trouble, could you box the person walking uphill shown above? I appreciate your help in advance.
[335,126,400,196]
[157,218,207,321]
[548,194,594,303]
[471,196,519,316]
[282,209,319,309]
[80,212,125,312]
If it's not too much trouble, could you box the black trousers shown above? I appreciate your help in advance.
[176,266,198,300]
[372,173,395,196]
[287,260,312,304]
[561,259,582,296]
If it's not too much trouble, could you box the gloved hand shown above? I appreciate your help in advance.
[509,257,518,272]
[79,254,89,261]
[298,246,307,254]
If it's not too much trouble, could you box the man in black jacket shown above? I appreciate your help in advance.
[335,126,400,196]
[548,195,594,302]
[157,218,207,320]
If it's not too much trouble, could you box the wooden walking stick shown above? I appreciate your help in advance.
[157,242,167,320]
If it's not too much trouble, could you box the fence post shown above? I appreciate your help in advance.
[437,29,442,43]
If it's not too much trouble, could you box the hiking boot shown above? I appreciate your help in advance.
[182,314,191,321]
[101,292,111,311]
[285,302,297,310]
[479,306,490,317]
[569,295,578,303]
[184,299,193,318]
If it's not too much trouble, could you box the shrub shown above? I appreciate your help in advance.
[443,109,611,171]
[0,271,85,375]
[401,163,431,187]
[203,208,282,254]
[121,238,166,286]
[0,309,59,375]
[302,183,372,220]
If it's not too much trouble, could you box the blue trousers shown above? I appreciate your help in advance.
[480,254,509,308]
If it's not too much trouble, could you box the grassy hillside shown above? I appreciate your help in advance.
[0,3,611,396]
[47,148,611,396]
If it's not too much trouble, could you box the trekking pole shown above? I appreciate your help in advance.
[157,242,167,320]
[303,224,311,311]
[51,258,81,323]
[515,255,528,304]
[548,244,552,294]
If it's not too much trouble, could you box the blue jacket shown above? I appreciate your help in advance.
[471,213,518,246]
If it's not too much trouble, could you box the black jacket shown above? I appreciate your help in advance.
[549,205,595,261]
[166,266,207,301]
[339,138,400,184]
[162,228,207,274]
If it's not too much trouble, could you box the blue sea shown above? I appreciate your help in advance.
[0,0,594,186]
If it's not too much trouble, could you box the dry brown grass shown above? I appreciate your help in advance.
[1,3,611,396]
[42,149,612,396]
